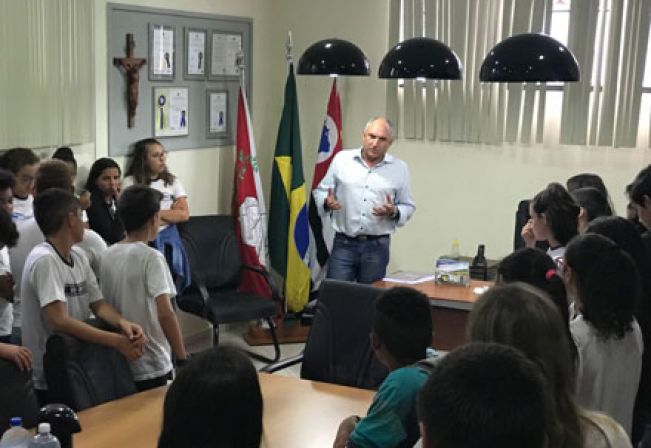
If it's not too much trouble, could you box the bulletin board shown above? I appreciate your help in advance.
[107,4,252,156]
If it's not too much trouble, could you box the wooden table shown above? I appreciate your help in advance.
[74,373,375,448]
[374,279,492,351]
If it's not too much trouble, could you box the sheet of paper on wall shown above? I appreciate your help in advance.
[211,33,241,76]
[154,87,189,137]
[187,31,206,75]
[383,271,436,284]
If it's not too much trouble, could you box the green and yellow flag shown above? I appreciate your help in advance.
[268,64,310,311]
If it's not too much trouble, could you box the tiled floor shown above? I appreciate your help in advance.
[186,322,305,377]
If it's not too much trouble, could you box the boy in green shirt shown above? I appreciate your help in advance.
[334,287,433,448]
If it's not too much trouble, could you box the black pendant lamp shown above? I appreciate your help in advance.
[297,38,370,76]
[378,37,462,79]
[480,33,580,82]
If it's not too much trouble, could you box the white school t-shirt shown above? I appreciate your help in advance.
[0,247,12,336]
[121,176,187,231]
[11,195,33,223]
[21,243,103,389]
[10,218,106,328]
[571,314,643,436]
[100,241,176,381]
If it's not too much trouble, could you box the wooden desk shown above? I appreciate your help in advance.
[74,373,375,448]
[374,279,492,351]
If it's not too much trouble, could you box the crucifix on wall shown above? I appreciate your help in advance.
[113,34,146,128]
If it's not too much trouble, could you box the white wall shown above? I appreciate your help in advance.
[90,0,651,327]
[271,0,651,270]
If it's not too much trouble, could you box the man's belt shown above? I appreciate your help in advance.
[337,233,389,241]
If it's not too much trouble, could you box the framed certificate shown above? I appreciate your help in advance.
[209,32,242,79]
[206,90,228,138]
[185,28,206,80]
[149,24,175,81]
[153,87,189,137]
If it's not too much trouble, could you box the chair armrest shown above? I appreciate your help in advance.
[242,264,284,304]
[259,352,304,373]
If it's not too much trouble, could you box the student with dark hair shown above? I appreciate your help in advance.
[521,182,580,265]
[52,146,91,213]
[498,247,577,360]
[567,173,613,206]
[21,188,145,404]
[418,342,550,448]
[100,185,189,390]
[0,169,15,215]
[84,158,124,244]
[9,160,108,344]
[123,138,189,227]
[570,187,613,232]
[123,139,190,291]
[0,207,19,345]
[334,287,432,448]
[565,233,643,435]
[158,346,262,448]
[585,216,651,443]
[0,171,16,345]
[468,283,631,448]
[0,148,39,222]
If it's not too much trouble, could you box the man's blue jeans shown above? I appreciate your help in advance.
[326,233,390,284]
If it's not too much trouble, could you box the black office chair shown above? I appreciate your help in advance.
[43,319,137,411]
[177,215,282,366]
[0,358,38,433]
[266,279,389,390]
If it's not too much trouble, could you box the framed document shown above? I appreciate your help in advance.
[185,28,206,80]
[209,32,242,79]
[153,87,189,137]
[206,90,228,138]
[149,24,175,81]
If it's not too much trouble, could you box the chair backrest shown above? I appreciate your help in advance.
[301,280,389,390]
[178,215,241,292]
[0,358,38,433]
[43,320,136,411]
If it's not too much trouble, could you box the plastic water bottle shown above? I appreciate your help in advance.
[0,417,32,448]
[28,423,60,448]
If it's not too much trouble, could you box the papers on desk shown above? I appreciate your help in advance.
[383,271,436,284]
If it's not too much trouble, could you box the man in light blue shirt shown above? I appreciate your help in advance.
[315,117,415,283]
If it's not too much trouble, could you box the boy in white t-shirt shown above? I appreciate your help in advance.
[21,188,146,404]
[10,160,108,345]
[101,185,189,391]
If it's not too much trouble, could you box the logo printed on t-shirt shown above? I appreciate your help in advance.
[64,281,87,298]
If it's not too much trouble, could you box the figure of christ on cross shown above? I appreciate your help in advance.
[113,33,147,128]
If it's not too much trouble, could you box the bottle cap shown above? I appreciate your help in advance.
[9,417,22,426]
[38,422,51,434]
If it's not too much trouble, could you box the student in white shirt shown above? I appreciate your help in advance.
[21,188,145,404]
[521,182,581,266]
[469,283,633,448]
[564,234,643,436]
[101,185,189,391]
[0,148,39,223]
[122,138,189,230]
[10,160,107,344]
[122,138,191,292]
[0,169,17,343]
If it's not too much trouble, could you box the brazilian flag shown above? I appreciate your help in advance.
[268,64,310,311]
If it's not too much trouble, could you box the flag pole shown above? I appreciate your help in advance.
[286,31,293,67]
[237,49,246,90]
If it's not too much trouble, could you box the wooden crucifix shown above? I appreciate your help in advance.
[113,34,147,128]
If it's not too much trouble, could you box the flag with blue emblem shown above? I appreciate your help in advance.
[268,63,310,311]
[308,79,342,290]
